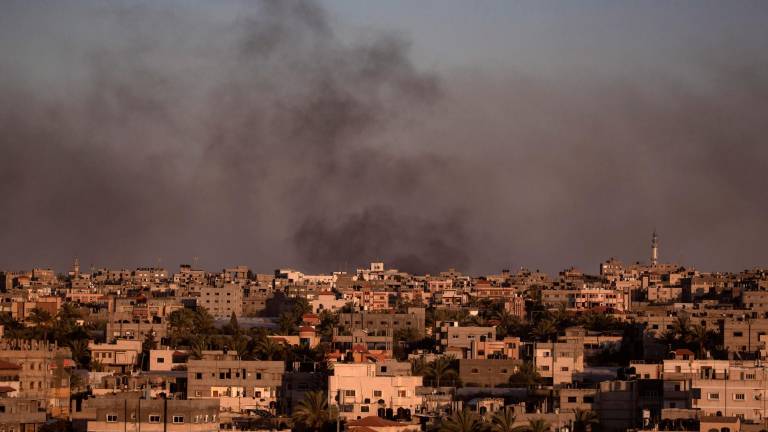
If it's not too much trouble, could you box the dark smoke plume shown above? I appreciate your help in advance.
[1,1,767,274]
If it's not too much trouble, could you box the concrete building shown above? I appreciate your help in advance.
[0,396,47,432]
[187,356,284,413]
[439,325,496,355]
[198,283,243,319]
[723,319,768,354]
[0,339,73,418]
[328,363,422,421]
[458,359,520,388]
[534,342,584,386]
[75,396,220,432]
[89,340,142,373]
[338,308,426,338]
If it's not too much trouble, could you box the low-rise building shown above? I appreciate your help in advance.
[328,363,422,421]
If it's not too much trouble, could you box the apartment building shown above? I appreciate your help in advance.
[541,283,627,312]
[328,363,422,421]
[149,349,188,372]
[187,355,284,413]
[560,388,598,412]
[76,396,220,432]
[198,283,243,318]
[338,308,426,337]
[533,342,584,385]
[559,327,623,358]
[332,328,393,359]
[439,325,496,356]
[89,340,142,373]
[689,362,768,421]
[458,359,520,388]
[0,339,73,418]
[0,396,47,432]
[723,319,768,354]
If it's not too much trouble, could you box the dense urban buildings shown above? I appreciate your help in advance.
[2,234,768,431]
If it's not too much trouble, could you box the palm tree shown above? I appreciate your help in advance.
[190,336,209,359]
[411,356,429,376]
[490,408,526,432]
[439,408,485,432]
[57,302,83,322]
[671,315,692,342]
[523,418,551,432]
[230,335,251,359]
[426,355,458,387]
[255,337,284,361]
[277,312,298,335]
[573,409,599,432]
[292,391,332,431]
[550,304,572,330]
[27,308,54,340]
[686,324,710,358]
[67,339,90,368]
[532,319,557,342]
[508,362,542,387]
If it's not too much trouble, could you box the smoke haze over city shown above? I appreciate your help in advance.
[1,0,767,274]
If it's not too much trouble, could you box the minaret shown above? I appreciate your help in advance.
[651,230,658,266]
[73,257,81,276]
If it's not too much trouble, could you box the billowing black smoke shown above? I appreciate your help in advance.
[1,1,767,274]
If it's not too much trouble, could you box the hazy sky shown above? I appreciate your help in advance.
[1,1,767,275]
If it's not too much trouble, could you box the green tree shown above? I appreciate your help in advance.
[255,336,285,361]
[277,312,298,335]
[532,319,557,342]
[27,308,54,340]
[67,339,90,369]
[425,355,458,387]
[523,418,551,432]
[292,391,334,431]
[490,408,526,432]
[439,408,485,432]
[573,409,599,432]
[508,362,542,387]
[224,312,240,336]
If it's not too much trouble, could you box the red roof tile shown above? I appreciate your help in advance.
[348,416,402,427]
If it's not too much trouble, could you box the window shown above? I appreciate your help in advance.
[344,390,355,397]
[561,367,569,372]
[734,332,743,337]
[541,366,550,371]
[583,396,594,403]
[734,394,745,401]
[471,368,479,374]
[374,390,382,397]
[157,357,165,364]
[149,415,161,423]
[172,416,184,424]
[361,406,369,412]
[567,397,577,403]
[708,393,720,400]
[106,415,118,423]
[398,390,407,397]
